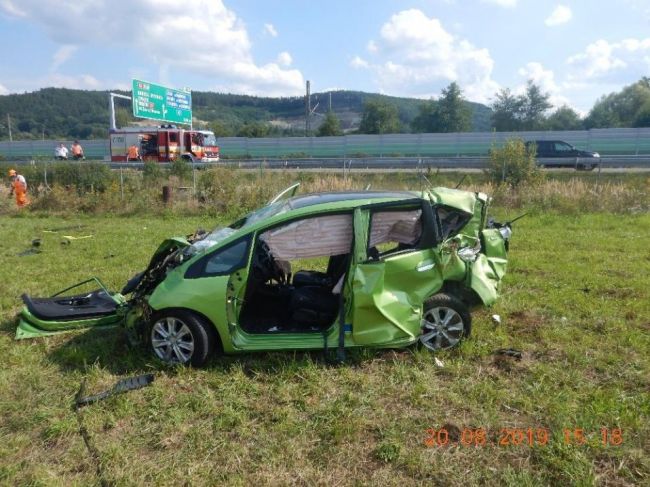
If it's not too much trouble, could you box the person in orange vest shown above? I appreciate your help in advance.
[127,143,141,161]
[8,169,30,207]
[71,140,85,160]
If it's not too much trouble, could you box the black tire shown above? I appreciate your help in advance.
[420,293,471,351]
[148,310,216,367]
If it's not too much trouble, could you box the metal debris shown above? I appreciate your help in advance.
[494,348,523,360]
[75,373,155,408]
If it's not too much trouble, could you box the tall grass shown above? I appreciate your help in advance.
[1,162,648,217]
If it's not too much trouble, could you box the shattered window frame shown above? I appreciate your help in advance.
[185,235,252,278]
[434,205,473,240]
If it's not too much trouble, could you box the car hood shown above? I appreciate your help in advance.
[150,236,191,260]
[428,186,486,214]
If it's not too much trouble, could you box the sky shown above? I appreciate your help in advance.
[1,0,649,114]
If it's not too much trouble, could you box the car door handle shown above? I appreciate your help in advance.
[416,261,435,272]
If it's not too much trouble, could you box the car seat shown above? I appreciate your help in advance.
[288,286,339,328]
[293,254,348,288]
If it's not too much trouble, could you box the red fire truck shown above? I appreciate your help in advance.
[109,125,220,162]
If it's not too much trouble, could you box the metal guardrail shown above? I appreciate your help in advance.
[6,155,648,170]
[1,127,650,161]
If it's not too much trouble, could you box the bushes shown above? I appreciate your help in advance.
[1,161,113,195]
[1,162,647,216]
[170,158,192,182]
[143,161,164,186]
[486,138,543,187]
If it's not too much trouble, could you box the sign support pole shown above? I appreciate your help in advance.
[109,93,132,130]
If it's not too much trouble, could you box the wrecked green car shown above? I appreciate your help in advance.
[17,185,512,366]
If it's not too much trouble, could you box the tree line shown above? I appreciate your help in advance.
[317,77,650,136]
[1,79,649,140]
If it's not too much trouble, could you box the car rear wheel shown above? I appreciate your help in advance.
[420,293,471,351]
[149,310,215,366]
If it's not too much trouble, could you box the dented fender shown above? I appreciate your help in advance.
[469,228,509,306]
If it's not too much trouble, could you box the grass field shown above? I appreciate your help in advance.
[0,171,649,486]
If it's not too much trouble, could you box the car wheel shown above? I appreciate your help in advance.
[420,293,471,351]
[149,310,215,366]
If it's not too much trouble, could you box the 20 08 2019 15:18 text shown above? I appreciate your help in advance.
[423,427,624,447]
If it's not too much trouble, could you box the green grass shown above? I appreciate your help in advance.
[0,210,649,485]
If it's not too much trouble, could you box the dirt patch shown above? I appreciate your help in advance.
[604,269,632,279]
[637,321,650,331]
[440,423,461,442]
[513,267,548,277]
[507,310,546,339]
[600,288,639,299]
[593,452,646,486]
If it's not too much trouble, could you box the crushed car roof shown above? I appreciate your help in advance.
[286,190,419,209]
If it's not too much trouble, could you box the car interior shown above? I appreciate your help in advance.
[238,209,423,334]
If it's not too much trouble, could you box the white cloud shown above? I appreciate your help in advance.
[518,62,559,93]
[264,23,278,37]
[481,0,517,8]
[51,44,77,71]
[47,73,102,90]
[0,0,303,96]
[0,0,25,16]
[276,51,292,66]
[0,82,8,95]
[566,38,650,81]
[545,5,572,26]
[355,9,499,102]
[350,56,369,69]
[517,62,570,108]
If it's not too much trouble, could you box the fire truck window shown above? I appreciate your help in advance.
[169,133,178,143]
[192,134,202,145]
[141,135,157,157]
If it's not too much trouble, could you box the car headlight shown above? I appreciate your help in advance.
[499,226,512,240]
[458,244,481,262]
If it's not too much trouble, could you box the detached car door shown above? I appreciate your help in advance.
[350,201,443,345]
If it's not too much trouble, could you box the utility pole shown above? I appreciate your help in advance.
[305,80,311,136]
[329,92,332,112]
[109,92,132,130]
[7,113,12,142]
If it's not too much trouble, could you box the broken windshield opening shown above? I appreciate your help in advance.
[186,227,236,255]
[186,200,293,257]
[240,200,292,228]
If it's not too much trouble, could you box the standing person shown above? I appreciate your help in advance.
[127,143,141,161]
[71,140,84,160]
[8,169,29,207]
[55,143,69,160]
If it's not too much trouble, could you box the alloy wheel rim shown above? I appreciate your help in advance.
[420,306,464,351]
[151,317,195,363]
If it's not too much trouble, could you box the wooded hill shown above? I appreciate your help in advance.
[0,87,492,140]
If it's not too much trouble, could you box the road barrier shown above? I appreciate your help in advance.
[2,127,650,165]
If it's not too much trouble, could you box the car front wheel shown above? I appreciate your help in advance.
[420,293,471,351]
[149,310,215,366]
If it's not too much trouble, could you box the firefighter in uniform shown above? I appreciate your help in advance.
[8,169,29,207]
[71,140,85,160]
[127,144,141,161]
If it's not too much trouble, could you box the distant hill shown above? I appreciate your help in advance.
[0,87,493,140]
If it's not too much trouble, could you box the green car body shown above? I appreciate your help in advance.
[17,186,511,366]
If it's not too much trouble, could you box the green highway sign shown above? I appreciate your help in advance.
[131,79,192,125]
